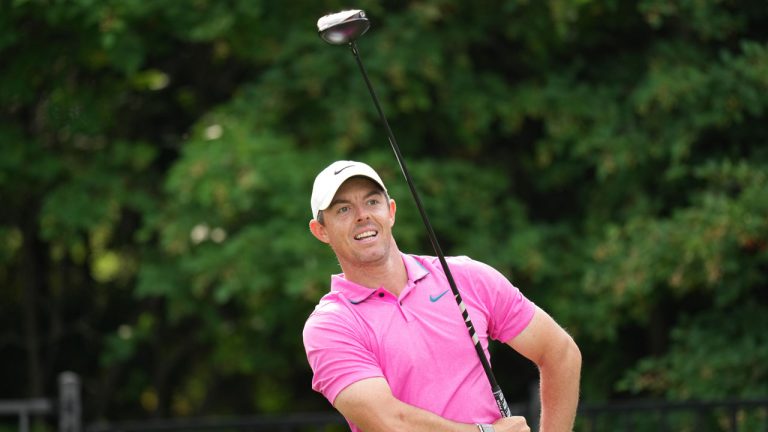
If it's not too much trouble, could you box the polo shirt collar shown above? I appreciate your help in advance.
[330,253,431,304]
[402,253,430,283]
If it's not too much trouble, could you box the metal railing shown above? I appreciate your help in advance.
[0,397,52,432]
[0,371,80,432]
[86,398,768,432]
[86,412,348,432]
[4,372,767,432]
[577,398,768,432]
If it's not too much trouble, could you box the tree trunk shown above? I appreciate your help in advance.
[20,201,45,397]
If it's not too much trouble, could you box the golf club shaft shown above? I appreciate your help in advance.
[349,41,513,418]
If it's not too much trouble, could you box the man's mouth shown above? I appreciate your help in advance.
[354,230,378,240]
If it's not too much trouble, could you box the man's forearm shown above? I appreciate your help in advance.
[350,397,532,432]
[334,378,486,432]
[353,399,480,432]
[538,337,582,432]
[366,402,532,432]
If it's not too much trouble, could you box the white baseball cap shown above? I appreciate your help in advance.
[311,160,388,219]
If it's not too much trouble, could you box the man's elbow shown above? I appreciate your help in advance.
[544,331,581,372]
[567,335,582,370]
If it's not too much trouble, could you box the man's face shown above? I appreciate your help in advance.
[310,176,396,267]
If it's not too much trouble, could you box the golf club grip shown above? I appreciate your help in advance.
[494,385,514,417]
[349,41,512,418]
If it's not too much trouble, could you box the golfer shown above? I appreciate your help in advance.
[303,160,581,432]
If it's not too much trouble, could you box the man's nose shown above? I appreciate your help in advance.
[355,205,371,221]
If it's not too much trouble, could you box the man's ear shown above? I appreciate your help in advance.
[389,198,396,227]
[309,219,330,244]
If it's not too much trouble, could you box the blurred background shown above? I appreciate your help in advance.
[1,0,767,430]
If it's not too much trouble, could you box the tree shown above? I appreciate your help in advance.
[1,0,766,423]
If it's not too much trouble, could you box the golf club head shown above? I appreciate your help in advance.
[317,9,370,45]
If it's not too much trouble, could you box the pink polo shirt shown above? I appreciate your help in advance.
[302,253,535,430]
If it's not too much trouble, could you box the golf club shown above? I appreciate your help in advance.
[317,9,514,418]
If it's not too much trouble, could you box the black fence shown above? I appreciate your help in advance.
[0,398,52,432]
[85,399,768,432]
[86,413,348,432]
[577,398,768,432]
[0,372,80,432]
[3,372,767,432]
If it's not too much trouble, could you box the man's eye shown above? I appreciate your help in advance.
[337,206,350,214]
[367,199,380,206]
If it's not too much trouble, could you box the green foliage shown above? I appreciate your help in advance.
[2,0,767,422]
[619,303,768,399]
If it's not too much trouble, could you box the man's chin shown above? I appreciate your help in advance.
[352,248,389,265]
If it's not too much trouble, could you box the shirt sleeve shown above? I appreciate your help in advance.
[461,257,536,343]
[302,306,385,405]
[490,279,536,344]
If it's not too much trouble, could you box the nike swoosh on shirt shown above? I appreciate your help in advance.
[429,290,450,302]
[334,165,355,175]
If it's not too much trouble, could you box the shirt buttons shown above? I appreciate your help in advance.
[378,292,385,297]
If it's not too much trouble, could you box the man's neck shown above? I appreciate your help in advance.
[340,249,408,296]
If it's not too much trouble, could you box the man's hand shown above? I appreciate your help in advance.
[491,416,531,432]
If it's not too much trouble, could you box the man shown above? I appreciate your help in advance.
[303,160,581,432]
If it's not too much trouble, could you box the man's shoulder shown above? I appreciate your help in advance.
[409,253,479,267]
[308,292,345,316]
[303,294,367,346]
[408,254,509,293]
[304,292,356,327]
[409,253,488,275]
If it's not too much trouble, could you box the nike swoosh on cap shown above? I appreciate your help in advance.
[429,290,450,302]
[334,165,355,175]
